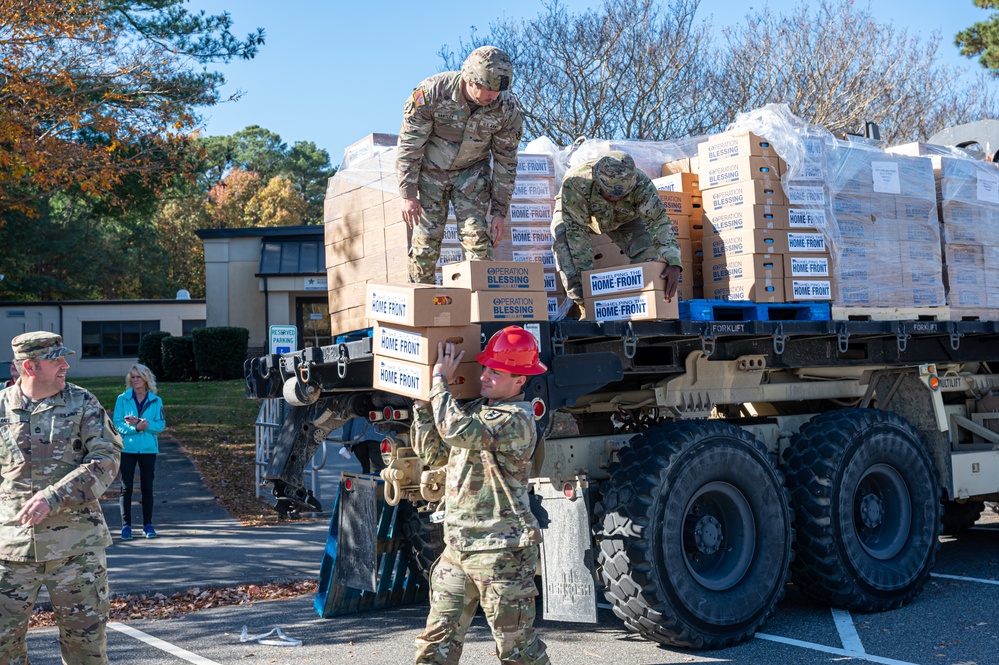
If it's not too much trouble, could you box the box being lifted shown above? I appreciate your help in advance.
[366,283,471,327]
[374,356,481,400]
[584,291,679,322]
[442,260,545,291]
[582,262,666,299]
[372,324,481,365]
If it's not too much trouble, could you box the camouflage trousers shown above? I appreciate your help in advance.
[415,545,549,665]
[410,160,495,284]
[551,208,659,303]
[0,550,110,665]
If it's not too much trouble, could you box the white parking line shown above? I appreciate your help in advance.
[931,572,999,586]
[831,608,865,653]
[108,623,221,665]
[756,633,918,665]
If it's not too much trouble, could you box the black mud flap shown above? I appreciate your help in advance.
[334,473,378,592]
[534,480,598,623]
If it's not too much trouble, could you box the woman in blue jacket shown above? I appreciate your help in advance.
[113,363,166,540]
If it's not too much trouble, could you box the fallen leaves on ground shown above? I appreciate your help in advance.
[29,580,318,628]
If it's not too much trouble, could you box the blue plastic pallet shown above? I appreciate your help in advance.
[679,299,831,322]
[334,327,373,344]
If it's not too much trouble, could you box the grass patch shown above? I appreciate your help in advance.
[74,377,279,526]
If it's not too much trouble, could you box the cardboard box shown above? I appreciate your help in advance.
[342,133,398,169]
[593,245,630,269]
[698,156,782,190]
[787,207,829,230]
[512,177,556,200]
[698,132,780,163]
[511,249,556,270]
[785,183,827,207]
[783,254,831,278]
[366,283,471,327]
[584,291,679,322]
[374,356,481,400]
[705,254,782,283]
[582,263,665,298]
[657,190,693,216]
[372,324,481,365]
[786,231,828,253]
[704,205,789,236]
[661,158,695,176]
[509,202,554,224]
[543,271,565,294]
[704,180,787,211]
[707,278,784,302]
[652,172,699,192]
[516,153,556,177]
[442,260,545,291]
[471,291,548,322]
[785,278,833,301]
[708,229,788,258]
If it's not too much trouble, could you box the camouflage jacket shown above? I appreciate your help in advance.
[396,71,524,217]
[411,382,541,552]
[558,158,682,266]
[0,383,122,562]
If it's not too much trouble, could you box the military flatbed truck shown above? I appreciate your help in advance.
[244,314,999,649]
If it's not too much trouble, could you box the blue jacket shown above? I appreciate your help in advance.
[113,388,166,454]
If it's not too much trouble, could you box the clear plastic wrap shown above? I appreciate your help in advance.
[726,104,944,308]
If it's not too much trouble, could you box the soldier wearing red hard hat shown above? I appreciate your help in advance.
[410,326,550,664]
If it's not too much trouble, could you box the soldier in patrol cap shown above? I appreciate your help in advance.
[0,331,122,664]
[411,326,549,664]
[397,45,525,283]
[551,150,683,310]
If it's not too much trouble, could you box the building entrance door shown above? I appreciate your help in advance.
[297,298,332,349]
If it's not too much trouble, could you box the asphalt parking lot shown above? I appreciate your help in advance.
[25,516,999,665]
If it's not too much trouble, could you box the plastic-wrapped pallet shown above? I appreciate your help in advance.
[725,105,944,309]
[888,146,999,317]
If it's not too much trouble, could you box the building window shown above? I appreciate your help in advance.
[81,321,160,358]
[182,319,206,336]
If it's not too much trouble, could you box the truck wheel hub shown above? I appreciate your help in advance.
[694,515,723,554]
[860,493,884,528]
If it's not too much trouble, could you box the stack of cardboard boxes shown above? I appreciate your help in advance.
[580,263,680,322]
[696,132,808,302]
[324,136,559,335]
[652,166,703,301]
[442,261,548,324]
[366,282,482,400]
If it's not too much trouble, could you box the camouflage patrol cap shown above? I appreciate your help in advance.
[461,46,513,92]
[593,151,639,198]
[12,331,75,361]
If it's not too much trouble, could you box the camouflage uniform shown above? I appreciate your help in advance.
[551,153,683,304]
[396,54,524,284]
[410,380,548,664]
[0,332,122,665]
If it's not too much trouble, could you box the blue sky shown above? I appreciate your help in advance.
[195,0,990,167]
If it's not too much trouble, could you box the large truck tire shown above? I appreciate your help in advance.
[593,420,793,649]
[784,408,940,612]
[941,499,985,535]
[397,500,444,583]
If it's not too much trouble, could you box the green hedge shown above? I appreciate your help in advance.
[192,326,249,380]
[160,336,196,382]
[138,331,171,379]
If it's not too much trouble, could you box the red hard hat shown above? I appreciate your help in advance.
[477,326,548,376]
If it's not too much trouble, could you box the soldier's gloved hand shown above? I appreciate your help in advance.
[402,197,423,229]
[487,215,505,247]
[662,264,683,300]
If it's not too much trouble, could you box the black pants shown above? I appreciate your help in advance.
[351,440,387,474]
[119,452,156,527]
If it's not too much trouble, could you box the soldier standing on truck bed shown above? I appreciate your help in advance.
[396,46,525,284]
[552,150,683,311]
[410,326,550,664]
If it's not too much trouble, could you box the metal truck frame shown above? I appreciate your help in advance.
[245,314,999,649]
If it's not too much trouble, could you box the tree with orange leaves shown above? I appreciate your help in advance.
[0,0,264,214]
